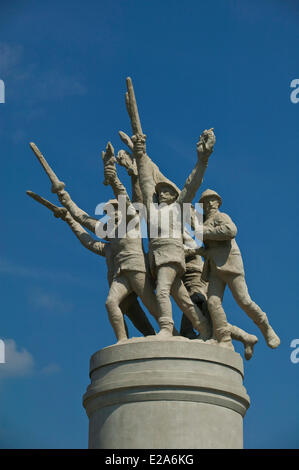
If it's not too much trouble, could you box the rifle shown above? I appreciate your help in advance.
[26,190,67,218]
[29,143,65,193]
[118,131,134,151]
[125,77,143,136]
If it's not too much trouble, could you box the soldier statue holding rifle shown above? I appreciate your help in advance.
[26,77,280,358]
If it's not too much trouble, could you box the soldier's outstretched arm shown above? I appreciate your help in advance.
[26,191,105,256]
[118,131,174,204]
[132,134,156,210]
[177,129,215,205]
[119,132,203,232]
[116,141,143,204]
[63,211,106,256]
[130,173,143,204]
[102,142,132,206]
[57,189,98,234]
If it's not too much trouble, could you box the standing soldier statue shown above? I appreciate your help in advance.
[182,231,259,359]
[124,78,214,339]
[195,189,280,350]
[132,130,214,338]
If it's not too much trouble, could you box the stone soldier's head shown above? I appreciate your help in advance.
[199,189,222,216]
[155,181,180,206]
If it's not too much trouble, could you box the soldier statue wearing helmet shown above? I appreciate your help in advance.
[26,77,280,360]
[194,188,280,350]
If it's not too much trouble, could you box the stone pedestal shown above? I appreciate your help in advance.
[83,338,250,449]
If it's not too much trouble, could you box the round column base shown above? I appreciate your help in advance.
[83,337,250,449]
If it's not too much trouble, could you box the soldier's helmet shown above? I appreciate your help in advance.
[155,180,180,198]
[199,189,222,207]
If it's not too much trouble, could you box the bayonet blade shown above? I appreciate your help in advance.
[126,77,143,135]
[29,143,65,193]
[26,190,59,212]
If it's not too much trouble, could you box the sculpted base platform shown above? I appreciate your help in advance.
[83,338,250,449]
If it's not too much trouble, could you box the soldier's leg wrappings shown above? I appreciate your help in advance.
[207,273,233,349]
[228,274,280,348]
[105,276,132,342]
[171,280,211,338]
[155,264,178,322]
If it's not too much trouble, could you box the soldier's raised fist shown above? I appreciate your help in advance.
[132,133,146,158]
[197,128,215,162]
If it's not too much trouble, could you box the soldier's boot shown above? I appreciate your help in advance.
[182,328,198,340]
[257,315,280,349]
[180,315,197,339]
[230,325,258,360]
[172,326,181,336]
[106,299,128,344]
[215,327,234,351]
[188,304,212,340]
[157,317,174,339]
[241,299,280,349]
[193,318,211,341]
[244,335,258,360]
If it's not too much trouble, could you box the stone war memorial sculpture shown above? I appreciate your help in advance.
[26,78,280,449]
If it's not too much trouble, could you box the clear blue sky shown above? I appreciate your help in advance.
[0,0,298,449]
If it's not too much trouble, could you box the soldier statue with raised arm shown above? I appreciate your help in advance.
[26,76,280,357]
[27,143,161,343]
[25,76,282,451]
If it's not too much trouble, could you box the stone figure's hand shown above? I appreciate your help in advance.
[197,128,215,162]
[185,248,197,258]
[53,206,68,220]
[195,246,208,257]
[132,133,146,159]
[102,141,117,184]
[104,164,117,183]
[117,149,138,176]
[57,189,68,206]
[102,142,116,185]
[103,141,115,162]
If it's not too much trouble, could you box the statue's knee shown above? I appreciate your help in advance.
[156,286,171,302]
[207,296,222,312]
[238,295,253,310]
[105,296,118,312]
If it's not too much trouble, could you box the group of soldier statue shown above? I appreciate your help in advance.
[27,78,280,360]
